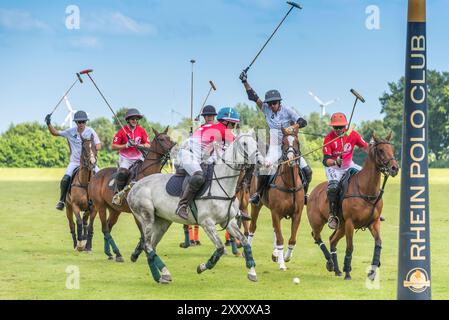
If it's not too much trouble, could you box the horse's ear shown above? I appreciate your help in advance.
[163,126,169,134]
[386,131,392,141]
[371,132,379,143]
[152,127,159,136]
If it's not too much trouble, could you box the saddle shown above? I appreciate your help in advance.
[109,160,144,191]
[335,167,360,216]
[165,163,214,198]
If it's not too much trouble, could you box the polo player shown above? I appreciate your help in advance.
[239,70,313,205]
[175,107,240,220]
[111,108,151,196]
[322,112,369,229]
[45,111,102,211]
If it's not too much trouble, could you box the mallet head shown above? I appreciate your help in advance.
[287,1,303,9]
[79,69,93,75]
[350,88,366,103]
[209,81,217,91]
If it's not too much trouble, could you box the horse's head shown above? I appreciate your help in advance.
[81,135,97,171]
[148,126,176,158]
[370,132,399,177]
[222,130,263,168]
[281,124,300,164]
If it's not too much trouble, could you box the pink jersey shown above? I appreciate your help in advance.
[323,130,368,168]
[191,122,235,151]
[113,125,150,160]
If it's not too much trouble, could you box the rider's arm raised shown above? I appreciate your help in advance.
[47,124,60,137]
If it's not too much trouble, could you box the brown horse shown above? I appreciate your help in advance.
[86,127,176,261]
[248,125,305,270]
[65,135,97,251]
[307,133,399,280]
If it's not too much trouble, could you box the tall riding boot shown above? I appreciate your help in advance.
[116,169,129,192]
[301,166,313,205]
[176,172,205,220]
[56,175,71,210]
[327,181,339,229]
[249,175,269,206]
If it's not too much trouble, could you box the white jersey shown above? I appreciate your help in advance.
[59,127,101,164]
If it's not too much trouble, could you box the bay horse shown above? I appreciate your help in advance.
[307,133,399,280]
[248,125,305,271]
[65,135,97,251]
[86,127,175,262]
[127,133,264,284]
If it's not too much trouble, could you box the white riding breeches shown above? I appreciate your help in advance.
[325,161,362,182]
[260,144,309,175]
[177,149,202,176]
[119,155,143,170]
[65,162,100,176]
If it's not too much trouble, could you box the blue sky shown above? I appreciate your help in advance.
[0,0,448,133]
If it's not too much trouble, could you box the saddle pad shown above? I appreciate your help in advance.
[165,164,214,198]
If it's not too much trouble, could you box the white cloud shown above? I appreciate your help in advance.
[69,36,101,49]
[0,9,50,31]
[84,11,157,36]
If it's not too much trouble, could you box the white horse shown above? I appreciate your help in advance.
[127,132,264,284]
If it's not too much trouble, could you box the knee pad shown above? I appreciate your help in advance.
[117,169,129,183]
[327,180,339,199]
[189,172,205,188]
[302,166,313,184]
[62,175,71,183]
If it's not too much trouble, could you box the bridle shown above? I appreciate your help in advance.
[371,141,396,176]
[138,133,175,174]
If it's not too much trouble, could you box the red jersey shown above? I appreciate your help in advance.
[323,130,367,169]
[190,122,235,155]
[113,125,150,160]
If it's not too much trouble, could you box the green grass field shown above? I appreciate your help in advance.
[0,168,448,300]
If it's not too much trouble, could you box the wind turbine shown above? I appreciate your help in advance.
[308,91,340,118]
[61,96,77,128]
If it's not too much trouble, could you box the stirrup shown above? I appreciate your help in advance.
[112,184,133,206]
[176,205,189,220]
[55,201,65,211]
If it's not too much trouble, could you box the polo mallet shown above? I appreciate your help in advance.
[49,73,83,116]
[79,69,130,139]
[347,89,366,134]
[195,80,217,122]
[243,1,302,74]
[189,59,196,135]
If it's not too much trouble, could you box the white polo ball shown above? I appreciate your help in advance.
[293,277,300,284]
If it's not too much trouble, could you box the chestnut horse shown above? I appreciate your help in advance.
[86,127,176,261]
[248,126,305,271]
[307,133,399,280]
[66,135,97,251]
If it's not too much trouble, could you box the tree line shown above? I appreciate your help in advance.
[1,70,448,168]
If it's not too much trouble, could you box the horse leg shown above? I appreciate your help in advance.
[285,210,302,263]
[197,218,225,274]
[73,204,85,252]
[247,204,262,247]
[343,220,355,280]
[66,205,77,249]
[226,219,257,282]
[311,224,334,272]
[271,211,286,271]
[85,205,96,253]
[367,219,382,281]
[98,206,113,260]
[81,210,89,249]
[130,215,145,263]
[148,216,173,284]
[107,210,124,262]
[329,227,345,277]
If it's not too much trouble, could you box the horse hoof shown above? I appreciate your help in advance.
[84,249,92,254]
[326,260,334,272]
[197,263,207,274]
[115,256,125,263]
[271,254,278,263]
[233,252,242,257]
[76,246,84,252]
[247,273,258,282]
[335,270,342,277]
[107,256,114,261]
[344,275,352,281]
[130,254,138,263]
[284,256,291,263]
[367,270,376,281]
[160,274,172,283]
[159,278,170,285]
[279,265,287,271]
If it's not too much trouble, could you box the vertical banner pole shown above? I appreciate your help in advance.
[397,0,431,300]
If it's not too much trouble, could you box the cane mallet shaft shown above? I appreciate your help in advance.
[244,1,302,73]
[196,81,217,121]
[347,88,366,133]
[49,73,83,116]
[79,69,130,139]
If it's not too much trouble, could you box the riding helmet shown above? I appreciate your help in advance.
[201,105,217,116]
[217,107,240,123]
[264,90,282,103]
[73,111,89,122]
[329,113,348,127]
[125,108,144,121]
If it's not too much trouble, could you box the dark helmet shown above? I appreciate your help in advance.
[264,90,282,103]
[125,108,144,121]
[201,105,217,116]
[73,111,89,122]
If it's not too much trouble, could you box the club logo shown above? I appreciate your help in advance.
[403,268,430,293]
[344,143,352,152]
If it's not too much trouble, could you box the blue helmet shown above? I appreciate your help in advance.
[217,107,240,123]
